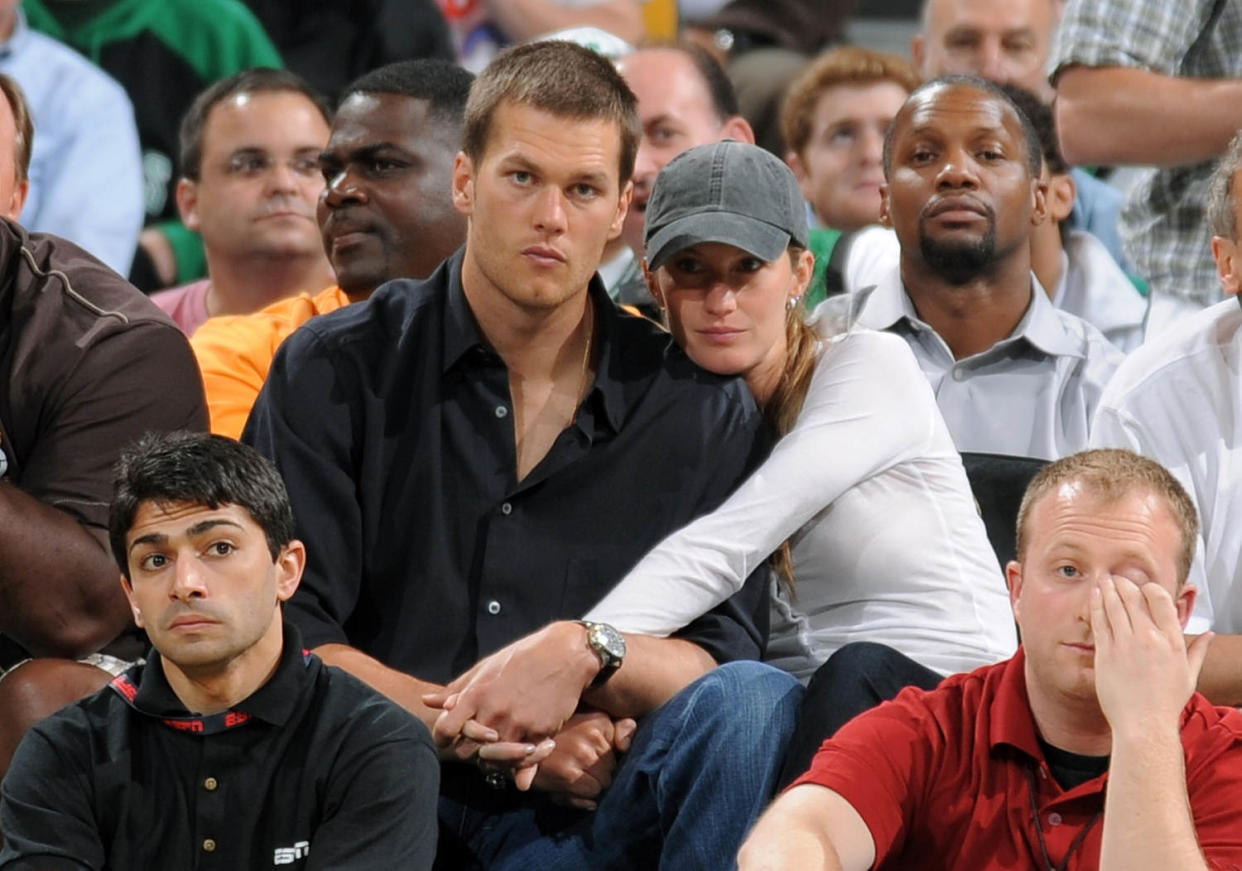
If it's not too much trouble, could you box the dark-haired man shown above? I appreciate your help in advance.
[191,58,472,439]
[0,432,439,871]
[826,75,1121,460]
[740,449,1242,870]
[150,69,334,335]
[245,40,797,867]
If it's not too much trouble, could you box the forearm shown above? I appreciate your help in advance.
[313,643,445,733]
[1191,632,1242,706]
[738,786,873,871]
[1056,66,1242,167]
[0,482,129,657]
[584,633,717,719]
[1100,725,1208,871]
[484,0,643,42]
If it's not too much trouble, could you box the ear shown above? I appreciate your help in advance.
[1211,235,1242,295]
[610,179,633,241]
[451,151,475,218]
[1006,560,1024,620]
[792,246,815,301]
[1174,582,1198,629]
[787,149,815,195]
[911,34,926,70]
[1029,177,1049,228]
[720,115,756,145]
[119,574,145,628]
[274,539,306,603]
[1045,172,1076,224]
[878,183,892,227]
[176,177,200,230]
[4,176,27,221]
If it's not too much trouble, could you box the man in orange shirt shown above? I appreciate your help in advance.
[191,58,472,439]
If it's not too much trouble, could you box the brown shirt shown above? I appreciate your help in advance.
[0,220,207,657]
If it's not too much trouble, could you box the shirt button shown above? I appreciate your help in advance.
[202,838,217,852]
[500,502,512,516]
[952,367,966,382]
[203,777,218,791]
[495,405,508,418]
[486,599,502,615]
[1047,812,1062,827]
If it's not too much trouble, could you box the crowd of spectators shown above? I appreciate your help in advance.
[0,0,1239,868]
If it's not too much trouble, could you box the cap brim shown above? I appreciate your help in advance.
[645,212,791,272]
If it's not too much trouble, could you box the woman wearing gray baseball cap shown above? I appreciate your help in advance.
[584,140,1016,781]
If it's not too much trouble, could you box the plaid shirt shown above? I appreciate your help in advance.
[1051,0,1242,305]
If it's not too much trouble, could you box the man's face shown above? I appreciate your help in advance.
[178,91,330,265]
[618,49,733,254]
[452,101,630,311]
[318,93,466,297]
[914,0,1057,99]
[122,500,303,677]
[1007,484,1194,710]
[881,83,1045,284]
[790,81,909,232]
[0,87,27,221]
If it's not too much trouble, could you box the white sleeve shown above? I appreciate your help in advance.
[585,330,945,634]
[1090,401,1214,632]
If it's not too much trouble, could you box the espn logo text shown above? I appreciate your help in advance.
[274,841,310,865]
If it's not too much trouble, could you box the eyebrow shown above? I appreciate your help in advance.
[320,142,409,164]
[128,519,245,554]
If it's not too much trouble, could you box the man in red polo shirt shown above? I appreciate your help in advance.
[739,448,1242,871]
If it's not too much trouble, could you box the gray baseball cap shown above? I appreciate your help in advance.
[643,140,809,272]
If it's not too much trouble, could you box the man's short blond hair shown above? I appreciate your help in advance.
[1015,449,1199,585]
[780,46,921,160]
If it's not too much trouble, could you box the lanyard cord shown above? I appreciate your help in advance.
[1026,767,1103,871]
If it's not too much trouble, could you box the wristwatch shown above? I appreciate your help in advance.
[576,620,626,687]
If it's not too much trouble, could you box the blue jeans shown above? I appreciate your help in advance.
[777,642,943,788]
[437,661,803,870]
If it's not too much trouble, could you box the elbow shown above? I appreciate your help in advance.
[11,587,132,660]
[1053,84,1097,166]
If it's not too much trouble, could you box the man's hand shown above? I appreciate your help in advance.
[1091,576,1212,737]
[423,621,601,746]
[528,711,637,810]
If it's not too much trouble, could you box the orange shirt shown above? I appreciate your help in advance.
[190,285,351,440]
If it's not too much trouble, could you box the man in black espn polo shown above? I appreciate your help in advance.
[0,432,438,870]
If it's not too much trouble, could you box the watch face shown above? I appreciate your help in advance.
[591,623,626,661]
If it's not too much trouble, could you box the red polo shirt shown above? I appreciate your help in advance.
[795,648,1242,870]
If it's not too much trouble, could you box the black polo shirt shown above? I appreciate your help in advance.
[0,624,438,871]
[243,249,772,684]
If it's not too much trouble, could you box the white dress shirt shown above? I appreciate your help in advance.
[1091,298,1242,634]
[586,328,1017,681]
[825,265,1123,460]
[1054,230,1147,352]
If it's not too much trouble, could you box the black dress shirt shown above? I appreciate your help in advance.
[0,624,439,870]
[244,249,772,684]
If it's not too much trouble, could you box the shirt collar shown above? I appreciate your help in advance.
[126,621,312,728]
[987,647,1044,760]
[862,266,1086,359]
[440,248,629,433]
[0,10,30,61]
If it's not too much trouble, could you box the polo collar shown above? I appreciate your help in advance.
[986,647,1044,760]
[441,249,627,434]
[112,622,313,732]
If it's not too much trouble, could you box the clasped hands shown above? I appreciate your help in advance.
[423,621,634,809]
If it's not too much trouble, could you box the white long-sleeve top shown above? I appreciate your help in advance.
[585,327,1017,681]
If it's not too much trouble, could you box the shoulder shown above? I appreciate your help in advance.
[1182,692,1242,779]
[1103,300,1242,407]
[312,663,436,759]
[18,30,132,106]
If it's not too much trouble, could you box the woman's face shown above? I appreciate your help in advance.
[648,242,813,397]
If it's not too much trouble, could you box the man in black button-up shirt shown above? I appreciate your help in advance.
[0,432,438,870]
[243,40,795,866]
